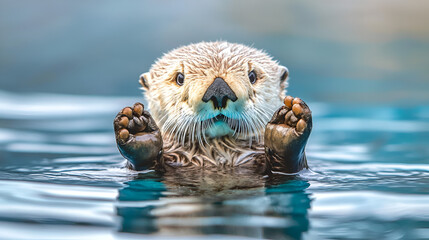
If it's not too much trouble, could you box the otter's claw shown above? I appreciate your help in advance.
[114,103,163,170]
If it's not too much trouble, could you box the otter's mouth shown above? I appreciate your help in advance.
[213,113,227,122]
[203,113,240,129]
[203,113,238,137]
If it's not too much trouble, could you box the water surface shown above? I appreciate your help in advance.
[0,91,428,239]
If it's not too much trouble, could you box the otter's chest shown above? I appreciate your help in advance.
[162,138,267,170]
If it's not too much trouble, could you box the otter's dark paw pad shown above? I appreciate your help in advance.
[265,96,312,162]
[268,96,312,136]
[114,103,156,144]
[114,103,163,170]
[264,96,312,172]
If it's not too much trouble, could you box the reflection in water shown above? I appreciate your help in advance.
[117,171,310,239]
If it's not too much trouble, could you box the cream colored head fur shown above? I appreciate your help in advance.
[140,41,288,147]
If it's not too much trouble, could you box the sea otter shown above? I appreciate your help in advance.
[113,41,312,174]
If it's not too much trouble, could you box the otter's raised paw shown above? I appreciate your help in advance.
[264,96,312,172]
[114,103,163,170]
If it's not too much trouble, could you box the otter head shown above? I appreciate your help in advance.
[140,42,289,144]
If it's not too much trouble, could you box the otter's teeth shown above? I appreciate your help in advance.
[213,114,226,121]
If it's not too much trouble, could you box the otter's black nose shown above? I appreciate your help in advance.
[202,77,237,109]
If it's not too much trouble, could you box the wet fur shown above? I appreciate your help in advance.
[140,42,288,167]
[162,137,265,167]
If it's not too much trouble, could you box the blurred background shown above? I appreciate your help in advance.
[1,1,429,239]
[1,0,428,103]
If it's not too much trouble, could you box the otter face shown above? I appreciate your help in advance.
[140,42,288,144]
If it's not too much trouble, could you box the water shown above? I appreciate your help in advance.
[0,91,428,239]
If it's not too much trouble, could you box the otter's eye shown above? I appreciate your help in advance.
[248,70,257,84]
[176,73,185,86]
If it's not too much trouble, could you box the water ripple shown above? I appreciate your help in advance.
[0,91,428,239]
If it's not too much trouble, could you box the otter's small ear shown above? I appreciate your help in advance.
[279,66,289,83]
[278,66,289,89]
[139,73,150,90]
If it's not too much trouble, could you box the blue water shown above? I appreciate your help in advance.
[0,91,428,239]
